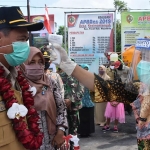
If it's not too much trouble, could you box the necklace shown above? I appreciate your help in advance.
[0,66,43,150]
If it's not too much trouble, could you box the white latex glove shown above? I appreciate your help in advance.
[47,44,58,61]
[52,43,77,76]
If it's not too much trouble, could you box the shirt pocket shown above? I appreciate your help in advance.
[0,111,16,146]
[0,88,23,147]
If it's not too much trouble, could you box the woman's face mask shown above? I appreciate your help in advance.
[0,41,30,66]
[24,63,44,81]
[99,70,104,75]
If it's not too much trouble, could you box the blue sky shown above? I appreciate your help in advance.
[1,0,150,28]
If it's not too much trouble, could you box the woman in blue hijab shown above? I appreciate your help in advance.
[77,64,95,137]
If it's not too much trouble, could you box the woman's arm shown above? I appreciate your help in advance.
[48,72,65,99]
[56,73,65,99]
[51,77,68,129]
[52,43,138,103]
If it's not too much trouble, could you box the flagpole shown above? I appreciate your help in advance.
[27,0,32,46]
[44,4,52,34]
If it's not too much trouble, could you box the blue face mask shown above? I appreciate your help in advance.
[0,41,30,66]
[137,60,150,85]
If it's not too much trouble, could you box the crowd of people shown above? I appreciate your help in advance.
[44,49,133,138]
[0,5,149,150]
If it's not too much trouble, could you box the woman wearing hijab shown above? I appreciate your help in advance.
[40,46,65,100]
[20,47,68,150]
[94,65,110,126]
[77,64,95,137]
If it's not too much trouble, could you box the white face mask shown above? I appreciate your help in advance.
[110,66,114,70]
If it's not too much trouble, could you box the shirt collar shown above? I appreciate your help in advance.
[0,62,18,78]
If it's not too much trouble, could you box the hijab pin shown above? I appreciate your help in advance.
[42,86,47,95]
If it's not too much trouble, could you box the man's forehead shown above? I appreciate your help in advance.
[10,27,28,34]
[15,28,29,36]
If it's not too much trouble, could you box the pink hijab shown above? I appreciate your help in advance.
[21,47,57,134]
[99,65,110,81]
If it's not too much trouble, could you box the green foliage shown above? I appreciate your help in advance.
[114,0,129,52]
[114,0,128,11]
[57,26,68,44]
[116,20,121,52]
[57,26,65,35]
[57,26,68,52]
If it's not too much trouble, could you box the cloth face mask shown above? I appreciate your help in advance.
[24,63,44,81]
[0,41,30,66]
[99,70,104,75]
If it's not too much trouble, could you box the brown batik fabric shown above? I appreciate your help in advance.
[94,74,138,104]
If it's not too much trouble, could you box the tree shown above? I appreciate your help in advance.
[116,20,121,52]
[57,26,65,36]
[113,0,129,52]
[114,0,128,12]
[57,26,68,45]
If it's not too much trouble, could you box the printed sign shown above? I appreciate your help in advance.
[67,13,114,73]
[121,12,150,51]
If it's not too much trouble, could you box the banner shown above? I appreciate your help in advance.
[121,12,150,51]
[67,13,113,73]
[25,15,54,34]
[33,37,49,48]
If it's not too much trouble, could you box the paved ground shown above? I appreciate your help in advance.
[79,113,138,150]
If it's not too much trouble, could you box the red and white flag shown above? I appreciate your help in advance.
[44,5,52,34]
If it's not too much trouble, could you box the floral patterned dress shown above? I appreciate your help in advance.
[38,75,68,150]
[131,94,150,150]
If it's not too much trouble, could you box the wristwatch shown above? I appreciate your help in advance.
[58,127,65,132]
